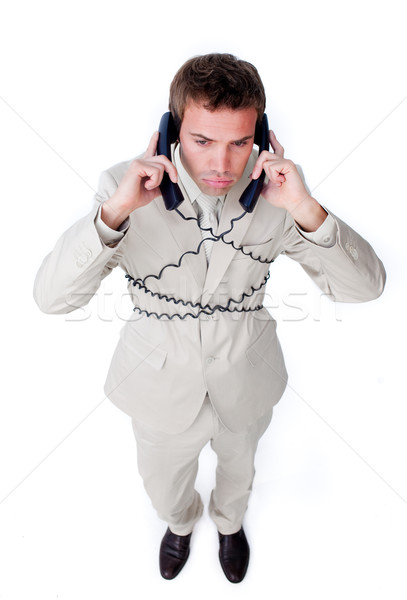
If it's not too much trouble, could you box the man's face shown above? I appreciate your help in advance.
[179,101,258,196]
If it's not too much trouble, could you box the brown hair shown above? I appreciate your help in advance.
[169,53,266,129]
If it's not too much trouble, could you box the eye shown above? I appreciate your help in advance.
[233,141,248,148]
[195,140,208,146]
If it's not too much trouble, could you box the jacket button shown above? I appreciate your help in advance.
[76,256,86,268]
[206,357,214,365]
[76,249,92,268]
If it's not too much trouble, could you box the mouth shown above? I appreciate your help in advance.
[202,178,234,189]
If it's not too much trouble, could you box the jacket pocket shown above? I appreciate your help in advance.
[232,238,276,262]
[121,326,167,371]
[245,320,277,367]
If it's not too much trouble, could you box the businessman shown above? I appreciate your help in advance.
[34,53,385,583]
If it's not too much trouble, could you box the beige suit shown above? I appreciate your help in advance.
[34,148,385,533]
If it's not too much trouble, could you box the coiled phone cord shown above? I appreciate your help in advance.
[125,209,274,320]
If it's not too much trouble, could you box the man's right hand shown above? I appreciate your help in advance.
[101,131,178,230]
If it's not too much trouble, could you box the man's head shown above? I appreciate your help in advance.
[169,53,266,196]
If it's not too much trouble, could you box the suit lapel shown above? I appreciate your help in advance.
[201,158,256,305]
[154,182,207,291]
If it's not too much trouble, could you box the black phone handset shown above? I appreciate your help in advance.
[238,113,269,213]
[156,112,185,211]
[157,112,270,213]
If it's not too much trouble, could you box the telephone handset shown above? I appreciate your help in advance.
[157,111,270,213]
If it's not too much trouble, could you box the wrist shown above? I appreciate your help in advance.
[288,196,327,233]
[101,198,131,231]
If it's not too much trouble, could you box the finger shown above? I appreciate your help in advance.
[251,151,279,180]
[142,156,178,188]
[144,131,159,159]
[153,154,178,183]
[269,130,284,158]
[143,163,165,190]
[263,158,289,184]
[267,166,286,185]
[253,156,290,185]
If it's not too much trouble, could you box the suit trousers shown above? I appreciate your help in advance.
[132,395,273,536]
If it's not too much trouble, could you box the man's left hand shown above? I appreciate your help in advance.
[252,131,327,232]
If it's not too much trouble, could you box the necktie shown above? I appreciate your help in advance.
[196,195,219,262]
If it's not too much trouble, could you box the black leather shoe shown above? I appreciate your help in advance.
[159,528,192,580]
[218,527,250,583]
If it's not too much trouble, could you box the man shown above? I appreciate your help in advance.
[34,53,386,583]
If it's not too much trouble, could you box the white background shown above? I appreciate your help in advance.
[1,0,406,598]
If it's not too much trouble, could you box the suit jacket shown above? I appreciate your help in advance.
[33,150,386,434]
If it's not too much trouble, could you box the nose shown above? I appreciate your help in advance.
[210,145,231,174]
